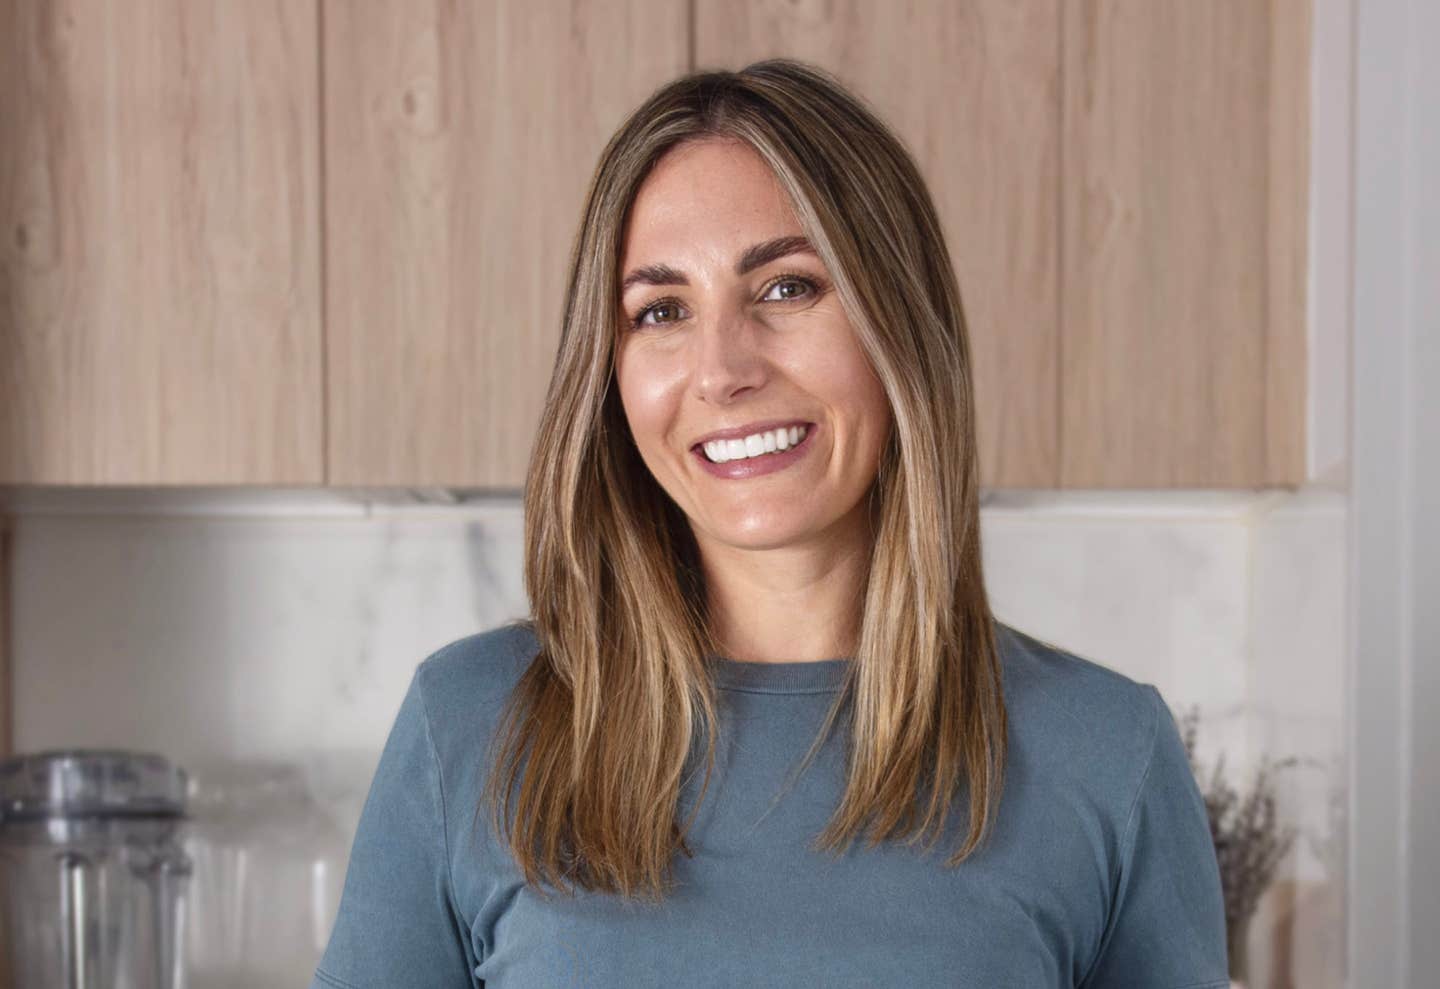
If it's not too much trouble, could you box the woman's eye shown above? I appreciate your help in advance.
[634,300,686,328]
[762,276,815,302]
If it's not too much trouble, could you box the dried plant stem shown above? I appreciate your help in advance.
[1176,706,1300,981]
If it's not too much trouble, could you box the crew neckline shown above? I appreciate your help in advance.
[707,654,853,693]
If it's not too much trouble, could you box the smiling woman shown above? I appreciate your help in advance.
[614,136,893,572]
[310,59,1229,989]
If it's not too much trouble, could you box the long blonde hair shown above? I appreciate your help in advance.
[480,58,1006,901]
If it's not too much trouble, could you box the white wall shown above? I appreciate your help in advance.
[7,490,1273,776]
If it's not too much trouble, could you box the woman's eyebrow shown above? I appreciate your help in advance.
[619,236,816,293]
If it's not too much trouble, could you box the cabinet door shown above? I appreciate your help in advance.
[1061,0,1309,487]
[696,1,1062,488]
[0,0,323,484]
[324,0,689,487]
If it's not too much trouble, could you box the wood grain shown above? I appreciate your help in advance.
[0,0,324,484]
[1060,0,1310,487]
[323,0,690,486]
[696,0,1062,489]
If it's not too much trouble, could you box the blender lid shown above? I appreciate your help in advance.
[0,749,188,822]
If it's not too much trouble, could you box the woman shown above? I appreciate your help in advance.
[311,60,1228,988]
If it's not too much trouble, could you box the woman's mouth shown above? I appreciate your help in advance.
[690,422,817,480]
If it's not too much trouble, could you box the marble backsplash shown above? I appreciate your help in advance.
[3,486,1348,986]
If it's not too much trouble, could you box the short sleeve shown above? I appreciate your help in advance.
[1080,685,1230,989]
[310,665,478,988]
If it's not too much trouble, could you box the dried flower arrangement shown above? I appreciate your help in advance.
[1175,705,1300,982]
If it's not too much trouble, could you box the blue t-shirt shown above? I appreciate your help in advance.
[310,620,1228,988]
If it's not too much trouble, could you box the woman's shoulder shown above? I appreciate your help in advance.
[992,622,1225,983]
[992,619,1168,779]
[410,620,541,739]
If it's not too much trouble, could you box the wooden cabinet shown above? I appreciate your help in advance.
[322,0,688,486]
[0,0,323,485]
[698,0,1310,489]
[0,0,1311,489]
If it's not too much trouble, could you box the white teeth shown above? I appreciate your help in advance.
[702,425,808,464]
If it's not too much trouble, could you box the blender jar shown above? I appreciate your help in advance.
[0,750,192,989]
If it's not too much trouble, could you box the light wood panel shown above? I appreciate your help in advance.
[0,0,324,484]
[323,0,690,486]
[695,0,1061,489]
[1061,0,1310,487]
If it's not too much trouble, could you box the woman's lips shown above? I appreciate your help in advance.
[690,423,818,480]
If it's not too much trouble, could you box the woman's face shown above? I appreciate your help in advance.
[614,137,892,553]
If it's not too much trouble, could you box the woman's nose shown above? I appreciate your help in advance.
[690,305,768,402]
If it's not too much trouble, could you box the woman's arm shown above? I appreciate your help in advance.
[1078,685,1230,989]
[309,664,479,988]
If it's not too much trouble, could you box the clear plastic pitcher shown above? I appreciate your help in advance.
[182,760,348,988]
[0,750,192,989]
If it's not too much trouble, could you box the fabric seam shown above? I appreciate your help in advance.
[715,685,843,696]
[415,663,467,965]
[313,968,358,989]
[1076,683,1164,988]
